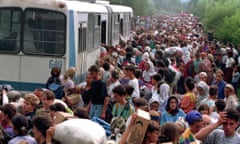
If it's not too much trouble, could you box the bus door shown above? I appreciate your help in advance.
[101,21,106,44]
[77,21,87,82]
[0,8,22,89]
[120,19,123,36]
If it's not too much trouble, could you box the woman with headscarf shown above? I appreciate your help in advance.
[195,81,209,109]
[160,96,186,126]
[224,84,238,110]
[138,52,150,71]
[142,60,155,84]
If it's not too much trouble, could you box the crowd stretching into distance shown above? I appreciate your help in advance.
[1,12,240,144]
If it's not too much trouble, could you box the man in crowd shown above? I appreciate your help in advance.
[196,109,240,143]
[87,65,109,120]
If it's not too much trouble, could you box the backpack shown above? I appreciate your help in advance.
[48,77,65,99]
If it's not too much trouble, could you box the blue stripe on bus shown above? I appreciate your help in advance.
[0,80,45,91]
[69,10,76,67]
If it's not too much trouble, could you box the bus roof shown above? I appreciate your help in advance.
[106,4,133,13]
[0,0,108,13]
[0,0,60,9]
[96,0,110,5]
[65,1,108,13]
[96,0,133,14]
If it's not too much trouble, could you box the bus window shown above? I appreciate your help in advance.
[0,8,22,53]
[23,8,66,56]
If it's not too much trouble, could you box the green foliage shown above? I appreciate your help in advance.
[214,13,240,46]
[203,0,239,30]
[187,0,240,45]
[187,0,207,18]
[152,0,187,14]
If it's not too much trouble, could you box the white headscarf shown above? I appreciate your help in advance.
[196,81,209,108]
[142,52,150,62]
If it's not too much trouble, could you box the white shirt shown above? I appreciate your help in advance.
[151,83,170,112]
[182,46,191,64]
[128,78,140,98]
[2,93,9,104]
[159,83,170,112]
[225,57,235,68]
[108,80,120,98]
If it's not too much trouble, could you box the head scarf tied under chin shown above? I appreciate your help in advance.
[196,81,209,108]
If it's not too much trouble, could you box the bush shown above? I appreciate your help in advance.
[214,13,240,46]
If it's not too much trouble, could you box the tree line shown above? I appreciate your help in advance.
[187,0,240,46]
[110,0,240,46]
[82,0,240,46]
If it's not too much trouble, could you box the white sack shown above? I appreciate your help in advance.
[54,119,106,144]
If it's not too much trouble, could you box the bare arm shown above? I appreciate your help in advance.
[195,121,220,140]
[195,112,226,141]
[86,101,92,113]
[46,127,55,144]
[100,96,109,119]
[119,114,137,144]
[119,125,131,144]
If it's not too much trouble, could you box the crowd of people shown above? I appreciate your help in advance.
[1,12,240,144]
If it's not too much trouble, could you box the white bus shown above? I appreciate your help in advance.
[0,0,133,91]
[96,0,133,45]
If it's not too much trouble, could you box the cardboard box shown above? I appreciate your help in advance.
[127,109,150,144]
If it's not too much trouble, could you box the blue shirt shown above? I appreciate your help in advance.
[160,109,186,126]
[211,80,226,99]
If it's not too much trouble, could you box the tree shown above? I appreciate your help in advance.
[214,13,240,46]
[187,0,207,17]
[187,0,240,45]
[152,0,186,14]
[202,0,239,30]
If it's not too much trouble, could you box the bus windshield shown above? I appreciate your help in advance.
[0,8,22,53]
[23,8,66,56]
